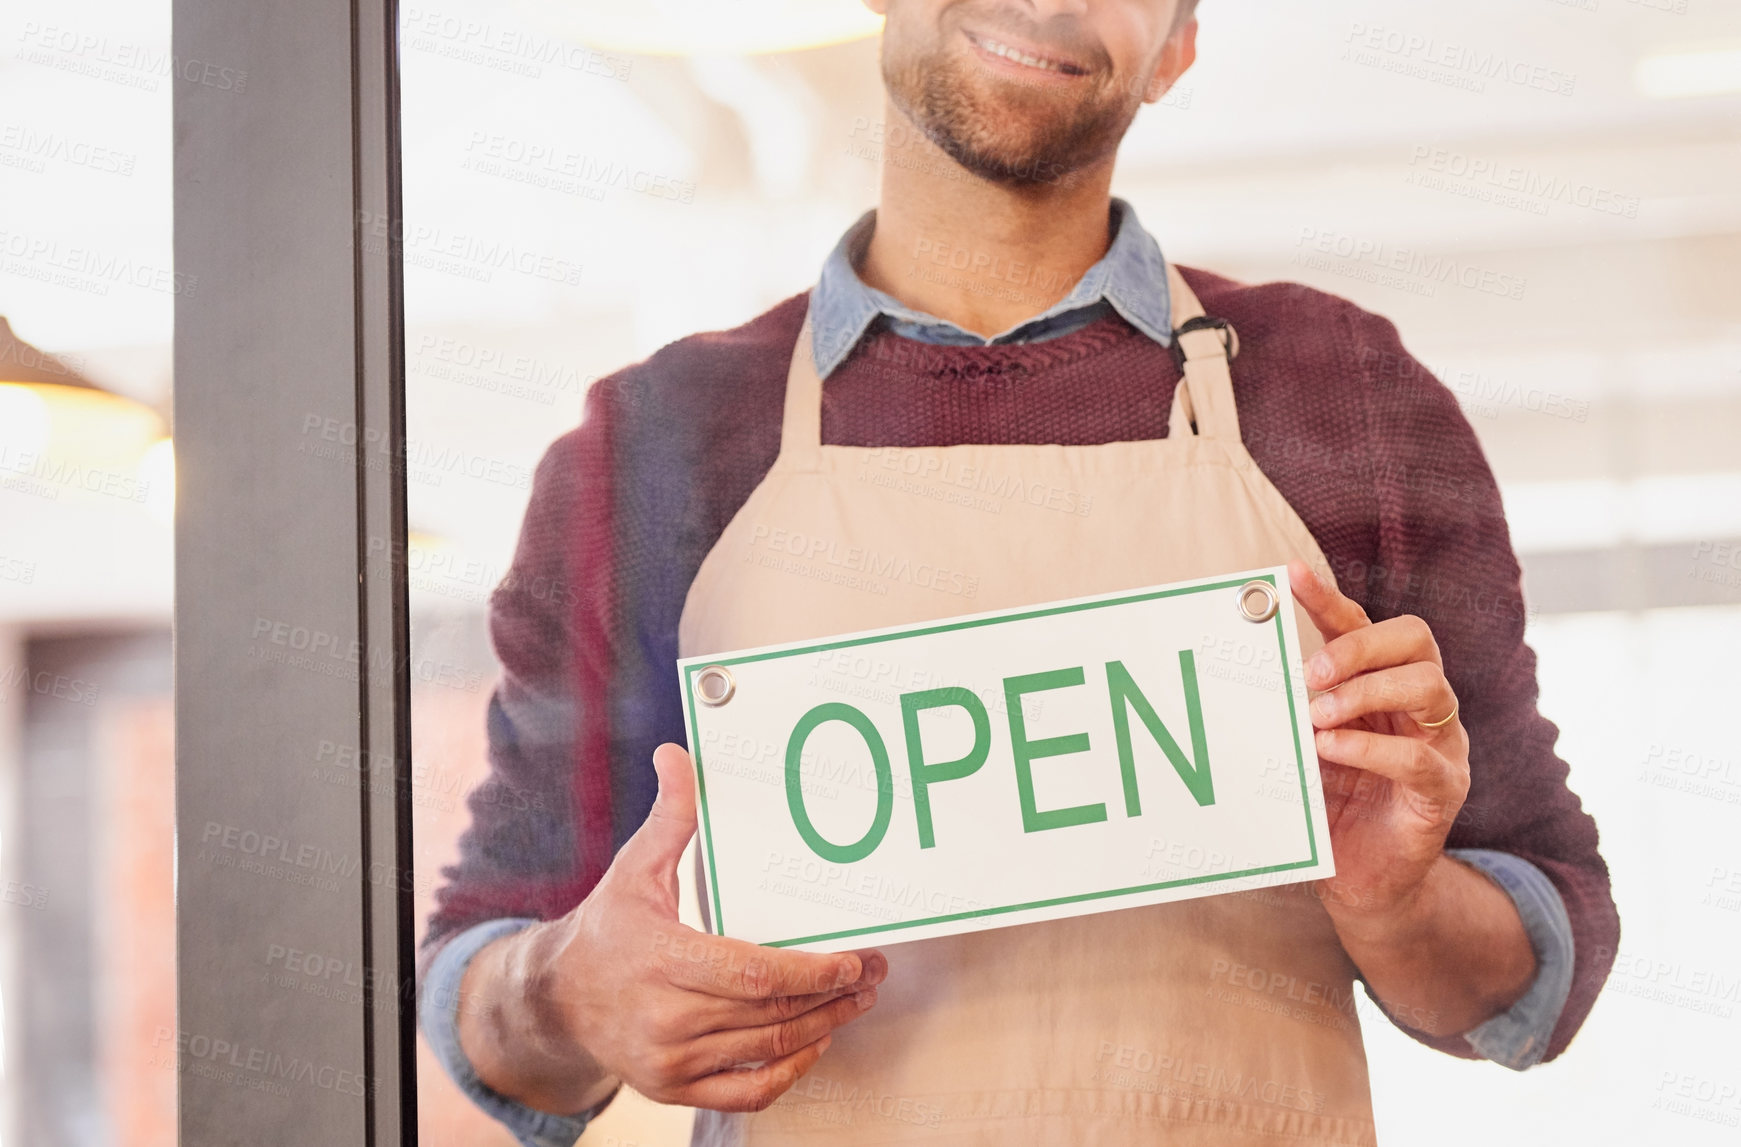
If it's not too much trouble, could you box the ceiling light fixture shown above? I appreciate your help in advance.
[1635,44,1741,100]
[0,315,169,497]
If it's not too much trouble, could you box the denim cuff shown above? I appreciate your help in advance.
[1445,849,1576,1070]
[419,918,600,1147]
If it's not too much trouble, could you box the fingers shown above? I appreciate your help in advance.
[619,743,699,875]
[689,950,887,1031]
[1309,662,1457,732]
[667,1034,833,1113]
[686,986,877,1075]
[1288,559,1370,646]
[615,938,883,1111]
[1306,613,1442,692]
[655,929,870,1001]
[1314,727,1468,810]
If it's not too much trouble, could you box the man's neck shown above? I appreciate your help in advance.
[857,98,1118,339]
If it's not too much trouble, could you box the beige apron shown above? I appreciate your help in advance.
[675,266,1378,1146]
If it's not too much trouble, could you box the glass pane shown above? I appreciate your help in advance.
[401,2,1741,1144]
[1,0,177,1143]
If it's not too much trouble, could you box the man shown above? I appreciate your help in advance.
[418,2,1617,1144]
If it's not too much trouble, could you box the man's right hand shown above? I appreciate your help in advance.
[456,742,887,1116]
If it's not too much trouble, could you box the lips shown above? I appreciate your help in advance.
[963,28,1090,77]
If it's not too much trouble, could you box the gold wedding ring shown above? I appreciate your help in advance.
[1418,700,1459,728]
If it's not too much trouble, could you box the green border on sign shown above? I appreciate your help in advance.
[681,575,1318,947]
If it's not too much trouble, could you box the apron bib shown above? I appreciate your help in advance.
[676,266,1378,1146]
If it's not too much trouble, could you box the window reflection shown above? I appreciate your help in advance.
[401,2,1741,1144]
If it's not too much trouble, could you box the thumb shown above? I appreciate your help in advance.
[621,742,698,876]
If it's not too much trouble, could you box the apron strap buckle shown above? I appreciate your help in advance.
[1170,316,1240,371]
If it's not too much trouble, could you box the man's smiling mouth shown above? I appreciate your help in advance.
[963,29,1090,77]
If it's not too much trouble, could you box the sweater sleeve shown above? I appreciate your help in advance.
[417,370,629,985]
[1338,305,1619,1065]
[414,297,800,1001]
[410,376,637,1140]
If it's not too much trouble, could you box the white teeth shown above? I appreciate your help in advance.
[979,36,1065,73]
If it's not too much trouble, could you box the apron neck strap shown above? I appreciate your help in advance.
[1166,264,1242,442]
[778,312,824,472]
[778,263,1241,468]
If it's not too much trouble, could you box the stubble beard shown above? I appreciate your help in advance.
[880,21,1146,189]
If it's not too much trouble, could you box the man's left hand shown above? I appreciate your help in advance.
[1287,559,1471,927]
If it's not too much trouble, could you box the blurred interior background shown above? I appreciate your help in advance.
[1,0,1738,1143]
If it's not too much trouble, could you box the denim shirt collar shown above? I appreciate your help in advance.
[807,196,1172,379]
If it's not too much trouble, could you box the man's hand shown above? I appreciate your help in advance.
[458,743,886,1115]
[1288,559,1470,924]
[1287,559,1535,1036]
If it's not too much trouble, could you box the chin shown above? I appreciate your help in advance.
[911,89,1069,184]
[888,47,1130,188]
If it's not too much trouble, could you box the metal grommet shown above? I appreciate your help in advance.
[696,665,736,707]
[1236,580,1280,624]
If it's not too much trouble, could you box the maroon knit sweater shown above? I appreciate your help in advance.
[423,265,1617,1064]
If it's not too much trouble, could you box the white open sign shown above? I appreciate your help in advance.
[677,565,1333,953]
